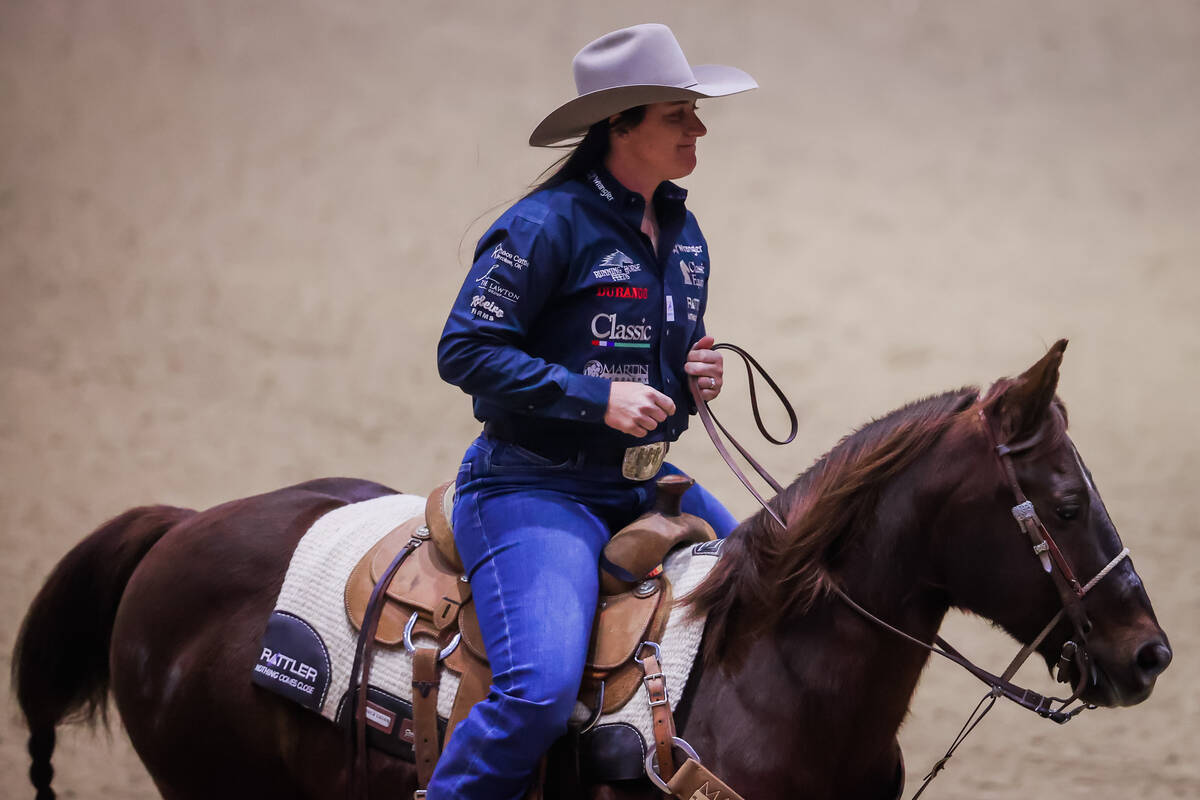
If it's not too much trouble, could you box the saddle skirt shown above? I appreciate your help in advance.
[253,491,724,776]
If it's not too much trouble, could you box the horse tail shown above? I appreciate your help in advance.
[11,504,195,800]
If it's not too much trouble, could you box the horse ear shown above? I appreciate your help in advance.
[993,339,1068,440]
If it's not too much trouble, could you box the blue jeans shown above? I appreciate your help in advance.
[425,434,736,799]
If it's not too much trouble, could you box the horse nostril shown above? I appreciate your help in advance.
[1135,641,1172,678]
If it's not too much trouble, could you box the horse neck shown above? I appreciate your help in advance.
[832,452,954,644]
[822,465,953,741]
[818,458,954,725]
[683,443,960,795]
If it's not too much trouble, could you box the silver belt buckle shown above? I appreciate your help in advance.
[621,441,668,481]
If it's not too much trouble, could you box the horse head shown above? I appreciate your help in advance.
[938,339,1171,708]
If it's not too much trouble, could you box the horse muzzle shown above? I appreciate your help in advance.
[1073,632,1172,708]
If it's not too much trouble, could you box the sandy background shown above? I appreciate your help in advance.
[2,1,1197,797]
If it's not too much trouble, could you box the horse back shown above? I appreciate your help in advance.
[108,478,404,799]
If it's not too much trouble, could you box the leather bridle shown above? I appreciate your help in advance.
[690,351,1133,794]
[974,408,1130,709]
[835,407,1131,726]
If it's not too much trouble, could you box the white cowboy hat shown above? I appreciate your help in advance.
[529,23,758,147]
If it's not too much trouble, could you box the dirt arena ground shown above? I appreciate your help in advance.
[3,1,1197,797]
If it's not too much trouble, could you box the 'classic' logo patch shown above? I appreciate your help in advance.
[591,313,652,349]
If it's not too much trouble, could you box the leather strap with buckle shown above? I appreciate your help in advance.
[636,641,678,783]
[411,646,440,792]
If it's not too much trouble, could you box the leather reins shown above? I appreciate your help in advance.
[690,347,1132,794]
[690,342,797,521]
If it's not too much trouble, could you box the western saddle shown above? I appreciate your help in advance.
[343,473,716,797]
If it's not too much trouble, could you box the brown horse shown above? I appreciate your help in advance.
[14,341,1171,799]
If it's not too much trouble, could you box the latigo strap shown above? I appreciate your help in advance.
[349,534,424,800]
[638,639,746,798]
[640,646,678,782]
[411,646,441,790]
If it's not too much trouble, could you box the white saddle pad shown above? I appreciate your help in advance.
[265,492,722,750]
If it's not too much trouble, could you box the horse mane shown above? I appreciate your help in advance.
[686,387,981,666]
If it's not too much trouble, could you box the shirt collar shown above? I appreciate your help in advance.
[582,165,689,210]
[655,179,688,205]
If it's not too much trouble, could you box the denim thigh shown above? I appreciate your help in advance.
[428,439,632,798]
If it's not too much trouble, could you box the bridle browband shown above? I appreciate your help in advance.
[690,350,1132,794]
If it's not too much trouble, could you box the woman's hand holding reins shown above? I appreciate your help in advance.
[685,335,724,402]
[604,382,676,437]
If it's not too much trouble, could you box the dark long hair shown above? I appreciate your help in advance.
[458,107,647,265]
[523,106,647,199]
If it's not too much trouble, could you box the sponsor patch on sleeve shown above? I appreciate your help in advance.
[490,243,529,270]
[470,294,506,321]
[474,265,521,304]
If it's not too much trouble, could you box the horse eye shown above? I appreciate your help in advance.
[1056,504,1080,521]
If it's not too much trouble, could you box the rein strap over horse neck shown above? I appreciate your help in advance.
[688,343,796,531]
[690,346,1133,797]
[692,355,1129,722]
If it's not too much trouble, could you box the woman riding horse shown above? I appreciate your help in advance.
[433,23,755,798]
[13,341,1173,799]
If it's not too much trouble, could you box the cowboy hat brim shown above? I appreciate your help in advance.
[528,64,758,147]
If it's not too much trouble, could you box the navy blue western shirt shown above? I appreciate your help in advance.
[437,165,711,454]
